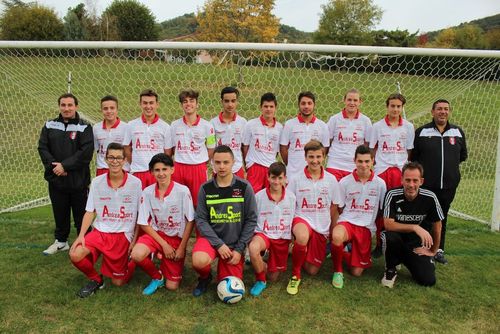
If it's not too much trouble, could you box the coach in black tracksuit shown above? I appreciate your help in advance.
[412,99,467,264]
[38,93,94,255]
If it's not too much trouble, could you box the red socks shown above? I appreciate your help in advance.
[136,257,162,280]
[291,243,307,278]
[72,256,102,283]
[255,270,266,282]
[331,244,344,273]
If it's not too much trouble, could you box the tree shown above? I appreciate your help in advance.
[484,28,500,50]
[429,28,456,49]
[63,5,86,40]
[196,0,280,43]
[371,29,418,47]
[454,24,486,49]
[313,0,383,45]
[102,0,158,41]
[430,25,486,49]
[0,1,64,40]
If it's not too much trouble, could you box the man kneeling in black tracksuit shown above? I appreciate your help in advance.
[381,161,444,288]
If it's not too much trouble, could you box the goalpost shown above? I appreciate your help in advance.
[0,41,498,230]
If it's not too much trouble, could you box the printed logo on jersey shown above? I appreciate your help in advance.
[69,131,77,140]
[122,195,132,204]
[232,188,242,197]
[449,137,456,145]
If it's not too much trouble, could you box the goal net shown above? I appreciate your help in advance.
[0,42,498,229]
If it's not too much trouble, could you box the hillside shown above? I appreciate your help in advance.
[158,13,312,43]
[426,13,500,40]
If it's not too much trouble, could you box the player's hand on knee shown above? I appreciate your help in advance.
[174,247,185,261]
[70,236,84,254]
[228,251,241,265]
[217,244,232,260]
[162,243,176,259]
[414,226,433,249]
[413,246,434,257]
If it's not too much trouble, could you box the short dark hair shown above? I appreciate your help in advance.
[213,144,234,158]
[298,91,315,105]
[179,89,199,103]
[268,162,286,177]
[402,161,424,178]
[432,99,451,110]
[58,93,78,106]
[260,92,277,106]
[386,93,406,106]
[354,144,372,159]
[304,139,324,156]
[220,86,240,99]
[101,95,118,107]
[140,89,158,102]
[344,88,361,100]
[106,142,124,156]
[149,153,173,171]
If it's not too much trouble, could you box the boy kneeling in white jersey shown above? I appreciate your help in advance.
[330,145,386,289]
[130,153,194,295]
[69,143,142,298]
[248,162,296,296]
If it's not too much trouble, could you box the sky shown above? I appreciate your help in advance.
[12,0,500,34]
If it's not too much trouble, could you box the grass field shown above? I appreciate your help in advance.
[0,51,499,221]
[0,206,499,333]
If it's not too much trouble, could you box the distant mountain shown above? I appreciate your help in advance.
[426,13,500,40]
[158,13,312,43]
[159,13,198,41]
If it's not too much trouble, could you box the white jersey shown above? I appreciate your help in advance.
[137,181,194,238]
[171,115,216,165]
[338,171,386,234]
[280,115,330,178]
[124,114,173,173]
[85,173,142,241]
[93,118,130,171]
[369,116,415,174]
[242,116,283,168]
[327,110,372,172]
[288,167,343,236]
[254,186,296,240]
[211,112,247,173]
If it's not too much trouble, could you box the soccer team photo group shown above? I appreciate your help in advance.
[37,86,467,302]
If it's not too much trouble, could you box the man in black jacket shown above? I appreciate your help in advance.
[38,93,94,255]
[412,99,467,264]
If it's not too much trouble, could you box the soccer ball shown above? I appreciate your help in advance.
[217,276,245,304]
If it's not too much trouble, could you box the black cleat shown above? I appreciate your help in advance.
[434,250,448,265]
[77,276,104,298]
[192,272,212,297]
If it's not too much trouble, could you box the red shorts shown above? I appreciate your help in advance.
[378,167,402,190]
[338,221,372,269]
[172,162,207,207]
[253,233,290,273]
[234,167,245,179]
[326,168,351,182]
[246,164,269,193]
[133,171,156,190]
[292,217,328,268]
[136,232,184,282]
[192,237,244,281]
[83,229,130,279]
[96,168,108,177]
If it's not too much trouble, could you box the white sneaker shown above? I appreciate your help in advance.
[43,240,69,255]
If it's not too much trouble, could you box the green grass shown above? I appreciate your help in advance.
[0,52,499,221]
[0,206,499,333]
